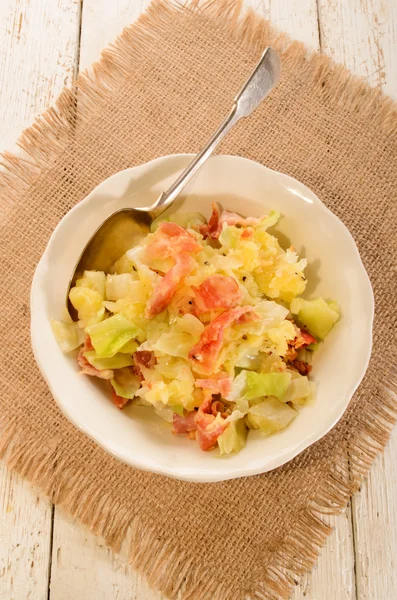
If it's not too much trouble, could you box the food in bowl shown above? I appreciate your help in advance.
[52,203,340,455]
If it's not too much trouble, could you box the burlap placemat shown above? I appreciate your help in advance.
[1,1,396,598]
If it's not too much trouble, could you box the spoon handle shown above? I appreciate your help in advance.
[149,47,281,218]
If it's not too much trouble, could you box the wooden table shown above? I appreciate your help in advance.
[1,1,396,598]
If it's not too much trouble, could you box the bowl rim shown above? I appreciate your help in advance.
[31,153,374,482]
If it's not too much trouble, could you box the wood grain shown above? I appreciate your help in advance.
[0,0,81,154]
[0,462,52,600]
[50,509,166,600]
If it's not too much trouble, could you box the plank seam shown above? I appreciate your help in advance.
[47,504,55,600]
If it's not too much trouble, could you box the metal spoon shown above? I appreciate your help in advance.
[68,47,281,319]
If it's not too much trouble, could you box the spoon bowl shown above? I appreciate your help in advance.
[68,208,152,319]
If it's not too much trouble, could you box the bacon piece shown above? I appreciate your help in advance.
[158,222,187,237]
[111,388,130,409]
[146,222,202,262]
[211,400,225,416]
[77,335,114,379]
[145,254,196,318]
[284,346,298,362]
[77,350,114,380]
[192,274,242,315]
[172,410,197,435]
[134,350,156,369]
[196,421,227,451]
[195,398,228,451]
[189,306,258,373]
[195,372,232,397]
[241,227,254,239]
[83,334,94,352]
[133,351,157,381]
[290,360,312,376]
[293,328,317,349]
[300,330,317,346]
[198,203,221,239]
[220,211,260,228]
[199,203,260,240]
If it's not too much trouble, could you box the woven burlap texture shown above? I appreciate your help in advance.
[1,1,396,599]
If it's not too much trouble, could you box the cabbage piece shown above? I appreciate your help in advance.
[219,225,241,250]
[103,297,146,323]
[223,333,270,374]
[154,332,196,359]
[255,210,280,231]
[126,246,161,291]
[111,253,137,275]
[153,403,185,422]
[290,297,340,339]
[118,339,139,354]
[83,351,134,370]
[153,314,204,359]
[105,274,137,301]
[111,367,140,399]
[227,370,291,402]
[86,314,144,358]
[284,375,316,406]
[227,371,248,401]
[51,320,84,352]
[69,287,105,327]
[177,313,205,337]
[150,212,206,232]
[283,375,313,403]
[153,405,175,422]
[246,397,297,435]
[235,351,262,370]
[245,371,291,401]
[155,356,195,382]
[260,353,287,373]
[218,419,247,455]
[238,300,289,336]
[76,270,106,297]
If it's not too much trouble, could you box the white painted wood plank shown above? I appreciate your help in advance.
[318,1,397,598]
[0,1,81,599]
[292,510,356,600]
[79,0,152,71]
[353,432,397,600]
[50,508,165,600]
[268,0,319,50]
[241,0,320,49]
[0,0,81,154]
[318,0,397,96]
[0,462,52,600]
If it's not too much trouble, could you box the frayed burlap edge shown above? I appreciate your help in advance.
[1,1,397,599]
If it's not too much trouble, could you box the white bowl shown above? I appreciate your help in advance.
[31,155,374,482]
